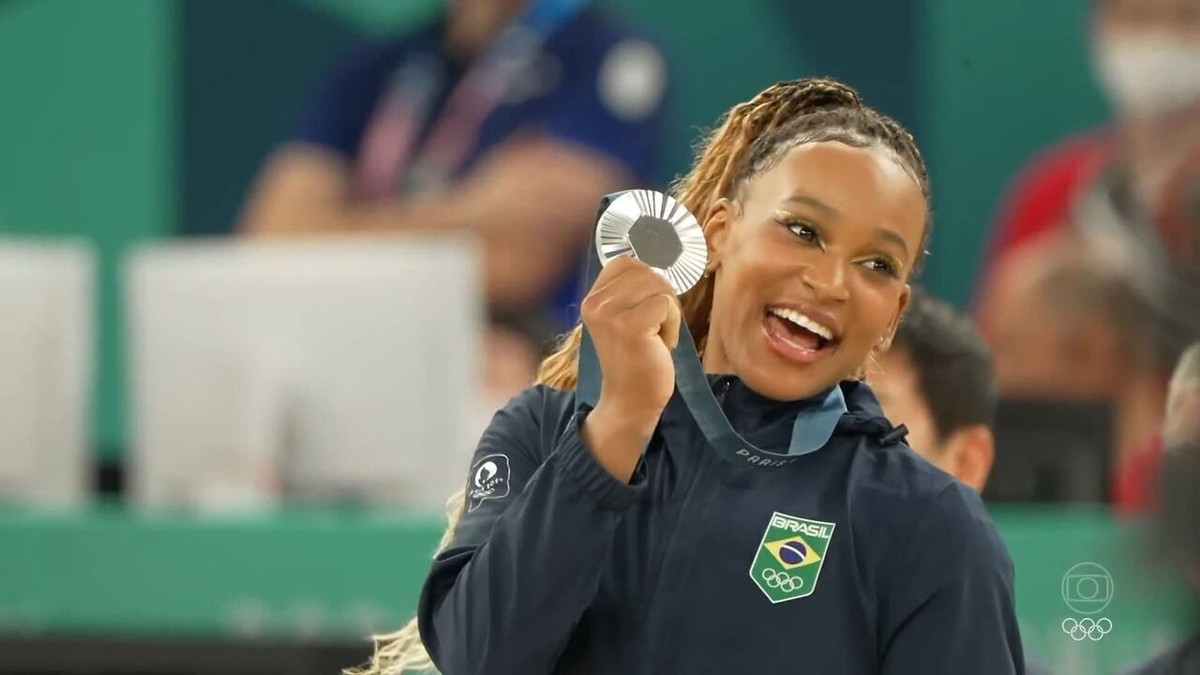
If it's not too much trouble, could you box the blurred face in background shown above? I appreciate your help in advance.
[1166,344,1200,445]
[984,234,1131,400]
[1167,387,1200,444]
[989,308,1127,400]
[871,347,994,493]
[1092,0,1200,118]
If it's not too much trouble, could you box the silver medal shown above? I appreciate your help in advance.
[595,190,708,295]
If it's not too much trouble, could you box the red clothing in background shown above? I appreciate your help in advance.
[976,131,1112,308]
[1113,435,1164,516]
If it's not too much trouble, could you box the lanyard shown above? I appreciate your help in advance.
[356,0,588,199]
[577,192,847,459]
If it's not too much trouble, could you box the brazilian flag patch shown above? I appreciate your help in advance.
[749,512,835,603]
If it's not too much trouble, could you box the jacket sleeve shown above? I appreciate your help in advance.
[417,387,646,675]
[880,483,1026,675]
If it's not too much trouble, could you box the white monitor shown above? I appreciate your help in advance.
[125,237,486,513]
[0,238,94,507]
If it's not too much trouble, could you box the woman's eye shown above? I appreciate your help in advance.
[785,221,820,245]
[861,258,899,277]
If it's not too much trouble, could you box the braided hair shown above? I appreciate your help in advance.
[540,76,930,389]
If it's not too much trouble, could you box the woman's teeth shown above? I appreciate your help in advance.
[767,307,833,341]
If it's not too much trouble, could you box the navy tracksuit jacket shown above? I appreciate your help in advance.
[418,376,1025,674]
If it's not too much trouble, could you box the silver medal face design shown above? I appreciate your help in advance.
[595,190,708,295]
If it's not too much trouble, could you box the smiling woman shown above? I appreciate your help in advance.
[700,140,927,399]
[352,78,1023,675]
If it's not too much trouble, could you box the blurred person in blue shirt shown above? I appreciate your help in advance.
[239,0,671,402]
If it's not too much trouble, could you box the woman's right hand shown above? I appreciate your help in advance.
[579,256,681,482]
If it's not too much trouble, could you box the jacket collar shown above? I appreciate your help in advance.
[698,376,906,455]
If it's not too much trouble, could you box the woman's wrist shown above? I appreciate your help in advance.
[580,399,659,483]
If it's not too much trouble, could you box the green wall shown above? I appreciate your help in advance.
[0,0,176,460]
[922,0,1110,303]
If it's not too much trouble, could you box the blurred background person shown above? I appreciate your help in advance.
[976,0,1200,306]
[974,0,1200,514]
[870,289,996,493]
[1124,342,1200,674]
[1165,344,1200,449]
[238,0,672,405]
[982,234,1173,514]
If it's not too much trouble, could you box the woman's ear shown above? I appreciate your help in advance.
[942,425,995,494]
[704,198,736,271]
[879,284,912,351]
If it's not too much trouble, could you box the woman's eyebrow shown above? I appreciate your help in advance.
[785,194,839,217]
[874,227,910,258]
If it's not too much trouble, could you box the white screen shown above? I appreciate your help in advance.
[0,238,94,506]
[126,237,485,513]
